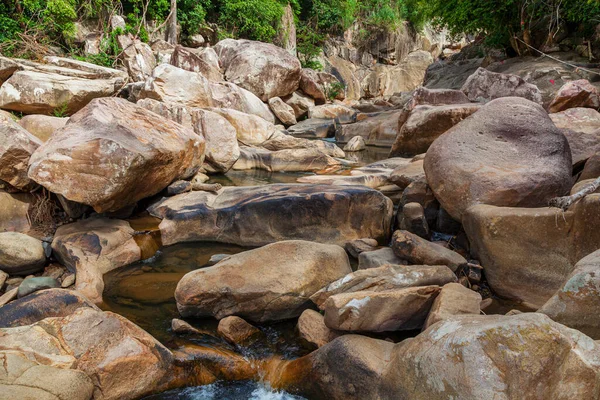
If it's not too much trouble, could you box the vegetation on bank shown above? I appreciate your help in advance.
[0,0,599,66]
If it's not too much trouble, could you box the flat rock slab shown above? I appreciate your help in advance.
[148,184,393,247]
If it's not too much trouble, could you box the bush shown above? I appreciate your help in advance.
[217,0,284,42]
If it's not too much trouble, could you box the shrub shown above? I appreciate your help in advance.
[217,0,284,42]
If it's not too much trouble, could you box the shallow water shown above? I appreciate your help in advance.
[144,381,305,400]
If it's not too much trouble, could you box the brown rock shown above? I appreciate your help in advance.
[336,110,407,147]
[424,97,572,221]
[217,316,261,344]
[561,128,600,168]
[398,202,429,239]
[0,232,45,275]
[392,230,467,272]
[232,146,341,173]
[357,248,407,270]
[170,45,223,82]
[323,286,440,332]
[299,68,344,103]
[268,97,297,126]
[297,309,340,348]
[548,79,600,113]
[117,34,156,82]
[175,240,352,322]
[283,91,315,119]
[461,67,543,104]
[581,152,600,180]
[550,107,600,134]
[344,238,378,258]
[0,112,41,190]
[406,87,470,110]
[423,282,481,329]
[28,97,204,212]
[389,159,425,189]
[18,114,68,142]
[308,104,355,124]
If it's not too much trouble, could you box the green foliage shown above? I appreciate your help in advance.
[178,0,209,35]
[325,81,345,100]
[52,103,70,117]
[296,26,325,69]
[216,0,285,42]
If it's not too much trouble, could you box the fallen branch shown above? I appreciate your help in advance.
[549,176,600,210]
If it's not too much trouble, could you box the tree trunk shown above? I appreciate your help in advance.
[166,0,177,45]
[549,177,600,210]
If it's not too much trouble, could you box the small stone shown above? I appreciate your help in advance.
[205,253,231,266]
[297,309,340,349]
[398,202,430,239]
[5,277,23,287]
[61,273,75,288]
[343,136,366,152]
[42,263,67,280]
[17,277,59,298]
[172,318,204,335]
[0,232,46,275]
[345,238,378,258]
[167,180,192,196]
[0,287,18,306]
[217,316,261,345]
[268,97,297,126]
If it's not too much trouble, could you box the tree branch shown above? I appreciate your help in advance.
[549,176,600,210]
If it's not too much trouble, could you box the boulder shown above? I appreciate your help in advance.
[463,195,600,308]
[423,282,481,329]
[0,112,41,190]
[390,103,481,156]
[323,286,440,332]
[380,313,600,400]
[0,56,21,84]
[117,34,156,82]
[51,218,143,304]
[299,68,344,103]
[0,232,45,275]
[336,110,407,147]
[0,288,97,328]
[539,249,600,339]
[405,87,470,110]
[217,316,261,344]
[0,191,33,233]
[548,79,600,113]
[28,97,204,212]
[424,97,573,221]
[170,45,223,82]
[392,230,467,272]
[175,240,352,322]
[268,97,297,126]
[297,309,340,349]
[357,248,407,270]
[401,179,439,226]
[18,114,68,142]
[17,277,59,298]
[149,184,393,247]
[344,136,366,152]
[308,104,356,124]
[550,107,600,134]
[311,264,456,309]
[283,91,315,119]
[232,146,341,173]
[561,128,600,168]
[214,39,301,101]
[209,107,278,146]
[461,67,543,104]
[287,118,336,139]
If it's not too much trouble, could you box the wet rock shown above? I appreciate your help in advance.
[390,103,481,157]
[424,97,572,221]
[232,147,341,173]
[344,238,378,258]
[51,218,142,304]
[214,39,301,101]
[392,230,466,272]
[287,118,336,139]
[463,195,600,308]
[343,136,366,152]
[389,159,424,190]
[170,45,222,82]
[461,67,543,104]
[283,91,315,119]
[0,233,45,275]
[539,249,600,339]
[380,313,600,399]
[357,248,407,270]
[149,184,393,247]
[268,97,297,126]
[175,240,352,322]
[17,277,59,298]
[18,114,68,142]
[398,202,429,239]
[311,264,456,309]
[308,104,356,124]
[323,286,440,332]
[217,316,261,344]
[406,87,470,109]
[550,107,600,134]
[0,112,42,190]
[548,79,600,113]
[297,309,340,349]
[422,282,481,329]
[171,318,204,335]
[336,110,407,147]
[28,97,204,213]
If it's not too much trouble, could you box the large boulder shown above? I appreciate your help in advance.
[463,195,600,308]
[208,107,278,146]
[336,110,407,147]
[170,45,223,82]
[539,249,600,339]
[548,79,600,113]
[461,67,543,104]
[214,39,302,101]
[424,97,572,221]
[117,34,156,82]
[18,114,68,142]
[28,97,204,212]
[390,103,480,157]
[148,184,394,247]
[299,68,344,103]
[380,313,600,400]
[51,218,144,304]
[0,232,45,275]
[175,240,352,321]
[0,112,42,190]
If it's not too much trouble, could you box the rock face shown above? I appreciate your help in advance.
[149,184,393,247]
[18,114,68,142]
[463,195,600,308]
[28,97,204,212]
[336,110,406,147]
[311,264,456,309]
[539,249,600,339]
[461,67,543,104]
[390,103,480,157]
[0,112,42,190]
[323,286,440,332]
[380,313,600,400]
[392,230,466,272]
[51,218,142,304]
[423,283,481,329]
[0,232,45,275]
[0,57,127,114]
[170,45,223,82]
[175,241,352,322]
[424,97,572,221]
[548,79,600,113]
[0,307,174,400]
[214,39,302,101]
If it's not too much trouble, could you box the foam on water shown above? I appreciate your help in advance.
[145,381,305,400]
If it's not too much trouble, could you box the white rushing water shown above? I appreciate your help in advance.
[146,381,306,400]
